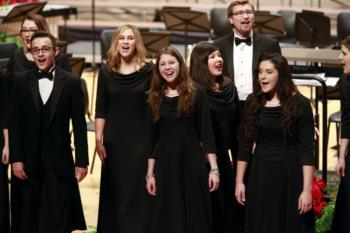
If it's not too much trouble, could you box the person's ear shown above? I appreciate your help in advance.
[55,47,59,56]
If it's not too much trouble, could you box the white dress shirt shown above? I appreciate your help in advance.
[233,30,254,101]
[38,68,55,104]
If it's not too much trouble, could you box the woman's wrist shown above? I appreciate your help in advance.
[145,173,155,180]
[209,167,220,176]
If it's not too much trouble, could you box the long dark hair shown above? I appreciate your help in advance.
[189,42,224,90]
[148,47,196,121]
[244,53,299,140]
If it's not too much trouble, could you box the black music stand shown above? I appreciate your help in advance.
[141,31,171,59]
[68,57,85,78]
[253,11,285,38]
[295,12,331,48]
[1,2,46,24]
[162,10,210,58]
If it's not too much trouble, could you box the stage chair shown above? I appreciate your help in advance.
[100,29,115,63]
[210,8,231,38]
[327,111,341,156]
[337,12,350,42]
[278,10,297,43]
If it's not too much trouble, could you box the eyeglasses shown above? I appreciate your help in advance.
[31,46,55,55]
[20,29,39,35]
[231,10,254,17]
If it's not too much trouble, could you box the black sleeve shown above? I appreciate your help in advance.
[71,77,89,167]
[95,65,109,119]
[0,74,9,129]
[237,98,254,162]
[9,75,23,163]
[196,87,216,153]
[295,96,315,166]
[341,75,350,139]
[147,111,159,159]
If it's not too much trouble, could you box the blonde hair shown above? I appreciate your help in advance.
[107,25,147,72]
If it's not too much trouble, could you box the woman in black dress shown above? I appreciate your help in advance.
[332,35,350,233]
[146,46,219,233]
[0,73,10,233]
[95,24,154,233]
[12,13,70,74]
[189,42,241,233]
[235,53,315,233]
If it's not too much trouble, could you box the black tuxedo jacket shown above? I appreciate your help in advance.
[213,31,281,84]
[9,67,88,177]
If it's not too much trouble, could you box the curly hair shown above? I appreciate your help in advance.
[107,25,147,72]
[148,47,196,121]
[189,42,224,90]
[244,53,300,141]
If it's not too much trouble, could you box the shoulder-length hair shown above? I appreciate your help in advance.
[189,42,224,90]
[107,25,147,72]
[21,14,50,32]
[148,46,196,121]
[244,53,300,140]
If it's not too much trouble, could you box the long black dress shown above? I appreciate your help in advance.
[95,63,154,233]
[206,78,240,233]
[238,94,315,233]
[0,74,10,233]
[149,87,216,233]
[332,74,350,233]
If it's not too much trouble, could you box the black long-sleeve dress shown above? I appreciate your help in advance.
[95,63,154,233]
[149,87,216,233]
[238,94,315,233]
[206,78,240,233]
[0,74,10,233]
[332,74,350,233]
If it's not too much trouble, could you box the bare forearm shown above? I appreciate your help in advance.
[2,129,8,147]
[147,158,156,175]
[302,165,314,192]
[339,138,349,160]
[207,153,218,169]
[236,161,248,183]
[95,118,106,142]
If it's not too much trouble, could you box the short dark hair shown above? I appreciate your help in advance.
[227,0,255,18]
[30,31,57,48]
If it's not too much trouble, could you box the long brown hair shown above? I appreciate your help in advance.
[189,42,224,90]
[21,14,50,33]
[244,53,300,141]
[107,25,147,72]
[148,47,196,121]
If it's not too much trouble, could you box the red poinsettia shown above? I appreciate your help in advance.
[312,176,328,216]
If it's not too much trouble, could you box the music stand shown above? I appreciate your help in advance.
[295,12,331,48]
[253,11,285,38]
[141,31,171,59]
[68,57,86,78]
[162,10,210,58]
[1,2,46,24]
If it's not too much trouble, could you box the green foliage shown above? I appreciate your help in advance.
[0,31,23,47]
[316,198,336,233]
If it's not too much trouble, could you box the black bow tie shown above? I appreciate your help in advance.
[37,70,54,81]
[235,37,252,46]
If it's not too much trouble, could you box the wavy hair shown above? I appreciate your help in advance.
[148,47,196,121]
[189,42,224,90]
[244,53,300,141]
[107,25,147,72]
